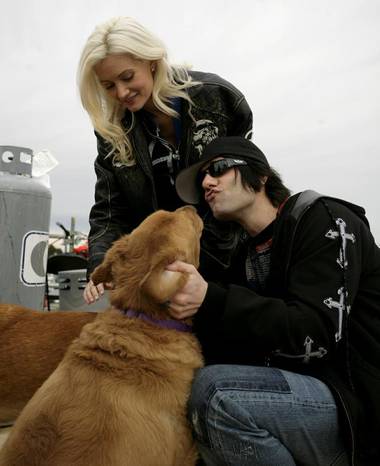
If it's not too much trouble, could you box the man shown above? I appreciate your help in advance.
[167,137,380,466]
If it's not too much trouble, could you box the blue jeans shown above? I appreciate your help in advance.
[188,365,349,466]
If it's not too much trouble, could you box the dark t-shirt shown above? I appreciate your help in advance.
[245,221,274,293]
[228,220,275,294]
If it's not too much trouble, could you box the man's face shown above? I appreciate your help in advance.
[200,157,255,221]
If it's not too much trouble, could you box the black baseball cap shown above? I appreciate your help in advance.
[175,136,270,204]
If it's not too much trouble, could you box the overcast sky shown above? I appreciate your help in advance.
[1,0,379,242]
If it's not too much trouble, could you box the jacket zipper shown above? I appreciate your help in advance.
[180,100,194,169]
[200,247,231,270]
[328,382,356,466]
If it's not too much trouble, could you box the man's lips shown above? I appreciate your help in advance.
[205,189,221,203]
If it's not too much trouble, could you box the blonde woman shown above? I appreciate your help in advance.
[78,17,252,303]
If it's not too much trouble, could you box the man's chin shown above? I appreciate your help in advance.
[212,208,232,222]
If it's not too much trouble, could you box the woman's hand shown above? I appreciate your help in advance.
[83,280,113,304]
[165,261,208,320]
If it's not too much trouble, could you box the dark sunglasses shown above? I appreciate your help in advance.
[199,158,248,182]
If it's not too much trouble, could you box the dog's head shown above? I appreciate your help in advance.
[91,206,203,317]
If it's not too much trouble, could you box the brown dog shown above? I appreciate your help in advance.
[0,304,96,425]
[0,206,204,466]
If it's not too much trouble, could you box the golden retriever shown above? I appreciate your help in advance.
[0,305,96,425]
[0,206,204,466]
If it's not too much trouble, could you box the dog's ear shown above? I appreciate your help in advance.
[139,255,188,303]
[91,236,129,285]
[91,260,112,286]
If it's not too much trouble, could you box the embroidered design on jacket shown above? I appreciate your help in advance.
[324,287,351,342]
[272,336,327,364]
[325,218,356,268]
[192,120,219,155]
[303,336,327,363]
[323,217,355,342]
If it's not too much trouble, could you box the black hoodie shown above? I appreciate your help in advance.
[194,192,380,466]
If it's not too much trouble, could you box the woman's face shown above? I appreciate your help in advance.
[94,54,155,112]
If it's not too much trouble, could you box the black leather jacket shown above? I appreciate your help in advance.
[87,71,252,276]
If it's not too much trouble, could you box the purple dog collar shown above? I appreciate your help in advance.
[122,309,192,333]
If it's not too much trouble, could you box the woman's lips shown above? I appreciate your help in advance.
[123,92,138,105]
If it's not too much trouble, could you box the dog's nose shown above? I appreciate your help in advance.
[179,205,197,213]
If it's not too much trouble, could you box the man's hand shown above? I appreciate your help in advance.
[165,261,208,319]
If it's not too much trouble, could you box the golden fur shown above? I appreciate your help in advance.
[0,304,96,425]
[0,206,204,466]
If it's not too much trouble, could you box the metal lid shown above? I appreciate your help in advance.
[0,146,33,176]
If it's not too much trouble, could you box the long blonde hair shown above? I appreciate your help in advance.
[78,17,197,165]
